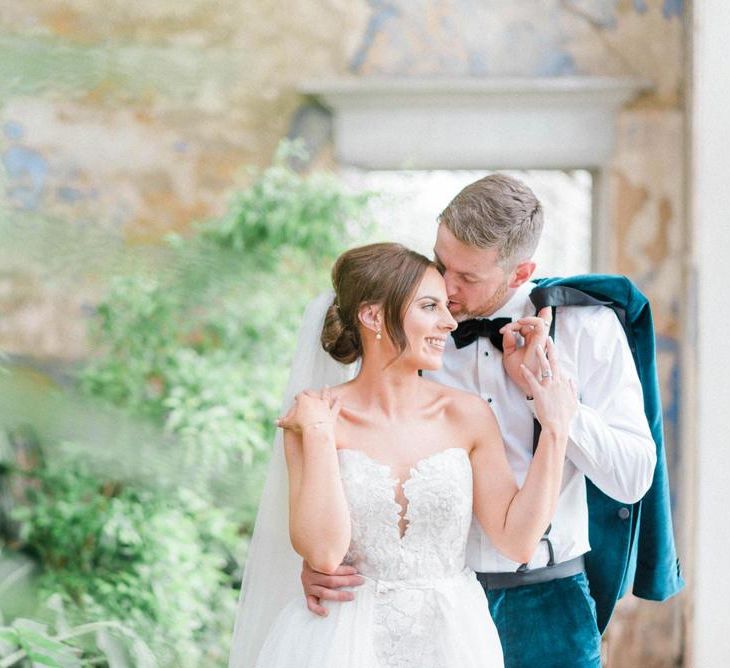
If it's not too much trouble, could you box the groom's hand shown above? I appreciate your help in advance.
[301,560,364,617]
[500,307,552,396]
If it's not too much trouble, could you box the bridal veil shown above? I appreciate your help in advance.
[228,291,357,668]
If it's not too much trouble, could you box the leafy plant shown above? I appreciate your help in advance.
[8,458,237,667]
[201,140,371,264]
[79,141,372,475]
[0,612,156,668]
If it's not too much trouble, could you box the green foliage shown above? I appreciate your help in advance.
[77,273,290,473]
[0,598,157,668]
[163,349,274,469]
[201,140,371,264]
[78,142,372,474]
[78,275,183,420]
[9,459,236,667]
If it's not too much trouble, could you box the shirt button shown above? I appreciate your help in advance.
[487,398,493,403]
[618,507,630,520]
[484,351,489,357]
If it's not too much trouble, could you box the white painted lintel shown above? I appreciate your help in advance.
[299,77,651,170]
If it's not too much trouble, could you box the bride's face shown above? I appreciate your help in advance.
[401,266,457,370]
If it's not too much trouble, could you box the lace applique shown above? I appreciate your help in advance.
[338,448,473,667]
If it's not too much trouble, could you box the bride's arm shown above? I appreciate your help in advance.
[470,407,567,564]
[470,341,576,563]
[282,393,351,575]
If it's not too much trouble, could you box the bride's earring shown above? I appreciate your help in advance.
[375,328,382,341]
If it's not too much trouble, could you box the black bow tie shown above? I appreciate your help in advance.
[451,317,512,351]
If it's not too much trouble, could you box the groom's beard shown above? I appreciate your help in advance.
[451,280,510,322]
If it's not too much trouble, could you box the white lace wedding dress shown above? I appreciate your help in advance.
[254,447,503,667]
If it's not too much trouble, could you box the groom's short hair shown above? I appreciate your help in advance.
[437,173,544,268]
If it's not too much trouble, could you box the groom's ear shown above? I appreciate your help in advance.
[358,303,382,333]
[508,260,537,288]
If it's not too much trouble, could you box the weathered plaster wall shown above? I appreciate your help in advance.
[0,0,370,357]
[1,2,687,662]
[0,1,368,232]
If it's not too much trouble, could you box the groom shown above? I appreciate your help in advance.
[302,174,661,667]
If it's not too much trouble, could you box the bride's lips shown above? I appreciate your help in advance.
[425,336,446,352]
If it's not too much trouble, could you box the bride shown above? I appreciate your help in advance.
[230,242,576,667]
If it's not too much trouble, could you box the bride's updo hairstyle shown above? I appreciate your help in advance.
[321,242,434,364]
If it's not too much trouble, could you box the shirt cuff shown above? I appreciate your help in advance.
[566,403,600,466]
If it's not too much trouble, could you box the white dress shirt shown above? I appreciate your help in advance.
[425,281,657,573]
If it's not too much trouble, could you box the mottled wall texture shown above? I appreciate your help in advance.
[1,1,687,664]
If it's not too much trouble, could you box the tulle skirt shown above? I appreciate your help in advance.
[254,568,503,668]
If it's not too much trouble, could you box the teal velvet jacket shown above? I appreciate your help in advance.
[531,275,684,633]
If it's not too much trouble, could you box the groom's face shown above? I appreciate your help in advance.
[433,225,511,321]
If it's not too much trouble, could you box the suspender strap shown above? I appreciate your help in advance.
[531,417,541,455]
[518,288,605,572]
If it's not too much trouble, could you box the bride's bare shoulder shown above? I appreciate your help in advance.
[327,380,357,400]
[297,380,354,399]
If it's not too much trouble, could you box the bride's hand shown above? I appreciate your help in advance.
[277,387,342,433]
[520,338,577,436]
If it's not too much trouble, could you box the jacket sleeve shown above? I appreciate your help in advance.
[564,307,657,504]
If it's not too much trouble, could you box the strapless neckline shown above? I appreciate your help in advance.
[337,446,469,483]
[337,447,469,540]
